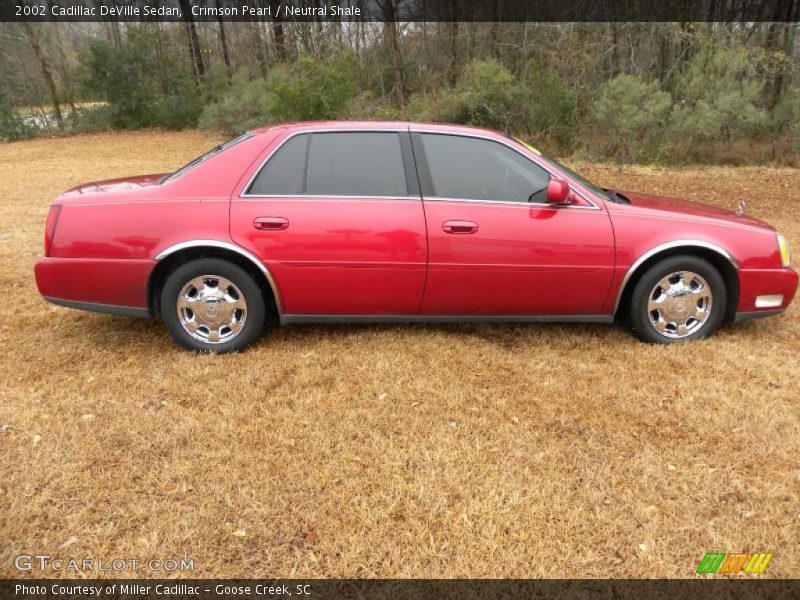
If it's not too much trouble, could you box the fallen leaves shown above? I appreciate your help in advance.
[1,133,799,579]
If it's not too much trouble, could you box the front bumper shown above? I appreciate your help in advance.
[734,266,798,322]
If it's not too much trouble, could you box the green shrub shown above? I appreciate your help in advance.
[762,85,799,164]
[671,44,767,144]
[592,74,672,161]
[0,101,35,141]
[266,53,359,122]
[522,62,577,144]
[198,70,271,133]
[200,53,360,133]
[80,28,202,130]
[70,104,113,133]
[439,60,532,133]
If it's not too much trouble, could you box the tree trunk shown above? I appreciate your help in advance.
[490,0,500,59]
[381,8,406,106]
[105,21,121,47]
[252,23,269,78]
[273,20,286,62]
[178,0,205,81]
[217,19,231,71]
[153,22,170,95]
[449,22,459,84]
[22,22,63,129]
[215,0,231,72]
[53,23,76,116]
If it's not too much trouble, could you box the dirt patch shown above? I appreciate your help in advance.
[0,131,798,578]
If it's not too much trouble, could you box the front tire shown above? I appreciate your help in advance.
[161,258,265,352]
[629,255,726,344]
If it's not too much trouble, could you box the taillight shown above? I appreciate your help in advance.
[44,204,61,257]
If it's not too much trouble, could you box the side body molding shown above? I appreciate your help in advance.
[612,240,740,315]
[154,239,283,313]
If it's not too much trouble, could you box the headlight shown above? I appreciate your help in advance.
[777,233,791,267]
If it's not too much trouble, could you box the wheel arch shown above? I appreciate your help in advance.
[148,240,281,320]
[613,241,740,323]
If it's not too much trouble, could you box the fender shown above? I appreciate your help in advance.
[612,240,740,315]
[154,239,283,313]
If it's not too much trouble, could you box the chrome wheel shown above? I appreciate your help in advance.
[647,270,713,339]
[176,275,247,344]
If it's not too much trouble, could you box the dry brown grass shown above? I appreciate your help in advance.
[1,131,799,579]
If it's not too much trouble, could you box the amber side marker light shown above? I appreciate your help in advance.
[777,233,791,267]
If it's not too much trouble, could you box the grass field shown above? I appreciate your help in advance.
[1,131,798,578]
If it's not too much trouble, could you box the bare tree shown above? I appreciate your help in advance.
[21,22,63,128]
[378,0,407,105]
[216,0,231,72]
[177,0,205,81]
[273,19,286,62]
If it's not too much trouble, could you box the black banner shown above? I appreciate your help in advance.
[3,579,800,600]
[1,0,798,22]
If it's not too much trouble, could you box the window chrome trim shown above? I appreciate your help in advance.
[409,129,601,210]
[612,240,741,315]
[154,239,283,313]
[238,195,416,201]
[240,128,415,199]
[422,197,600,210]
[240,125,602,209]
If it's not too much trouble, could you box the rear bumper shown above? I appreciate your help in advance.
[734,266,797,322]
[43,296,149,318]
[35,257,153,317]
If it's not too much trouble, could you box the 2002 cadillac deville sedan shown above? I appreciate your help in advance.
[35,121,797,352]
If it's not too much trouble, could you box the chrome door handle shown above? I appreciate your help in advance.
[253,217,289,231]
[442,220,479,234]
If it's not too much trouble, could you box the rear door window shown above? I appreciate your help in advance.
[306,132,408,197]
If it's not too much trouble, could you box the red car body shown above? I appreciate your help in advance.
[35,121,797,340]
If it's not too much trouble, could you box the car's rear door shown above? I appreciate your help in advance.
[231,129,427,316]
[412,131,615,316]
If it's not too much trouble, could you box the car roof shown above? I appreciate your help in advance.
[249,120,506,138]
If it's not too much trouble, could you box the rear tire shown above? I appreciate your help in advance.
[629,255,726,344]
[161,258,265,353]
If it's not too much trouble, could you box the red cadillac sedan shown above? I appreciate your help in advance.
[35,121,797,352]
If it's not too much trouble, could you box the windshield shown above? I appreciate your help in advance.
[161,132,252,183]
[511,137,611,201]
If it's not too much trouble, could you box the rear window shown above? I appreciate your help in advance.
[163,132,252,183]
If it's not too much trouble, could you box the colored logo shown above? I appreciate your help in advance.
[696,552,773,574]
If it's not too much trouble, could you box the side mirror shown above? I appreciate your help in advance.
[546,179,571,204]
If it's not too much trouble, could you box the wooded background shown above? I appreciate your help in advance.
[0,18,797,164]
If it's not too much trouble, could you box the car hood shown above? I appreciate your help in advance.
[61,173,169,196]
[616,189,775,231]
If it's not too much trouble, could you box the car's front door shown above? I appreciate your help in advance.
[231,130,427,315]
[412,132,615,316]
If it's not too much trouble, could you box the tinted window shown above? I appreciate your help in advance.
[306,132,407,197]
[248,134,308,195]
[421,134,550,203]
